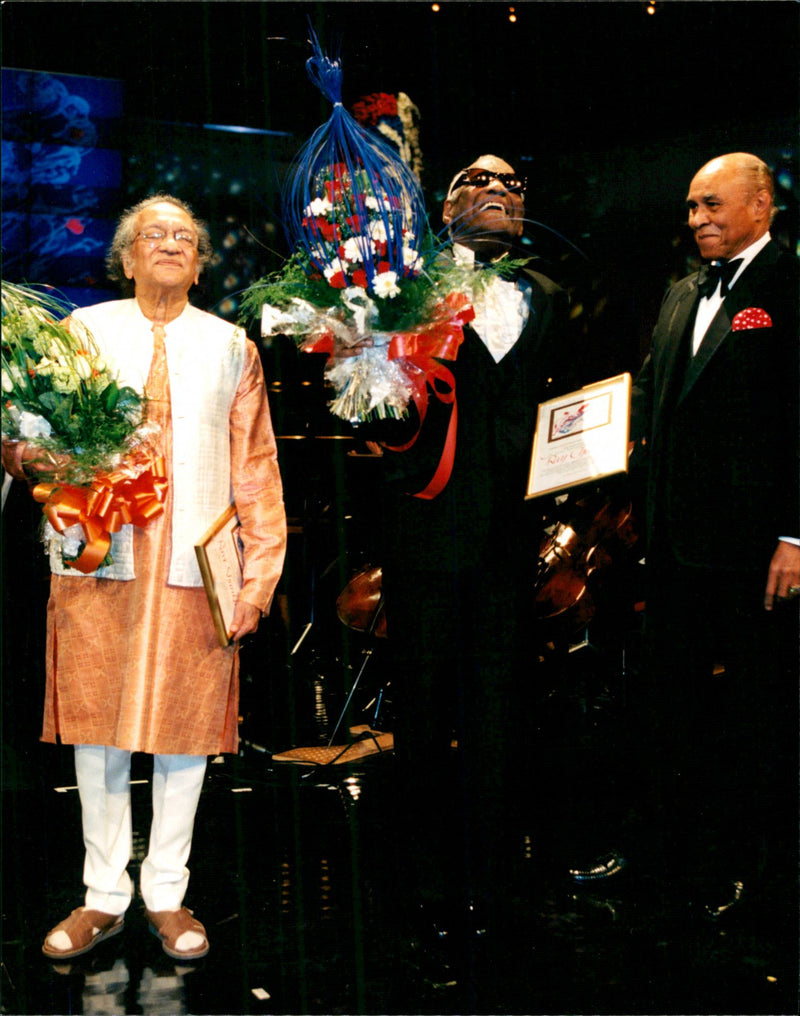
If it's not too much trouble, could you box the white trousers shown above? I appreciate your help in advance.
[74,745,207,915]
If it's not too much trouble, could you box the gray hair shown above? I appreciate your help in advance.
[729,152,776,202]
[106,193,213,293]
[701,153,777,221]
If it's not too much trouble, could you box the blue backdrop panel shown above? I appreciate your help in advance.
[2,68,123,304]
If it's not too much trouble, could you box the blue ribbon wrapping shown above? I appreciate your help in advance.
[282,26,428,293]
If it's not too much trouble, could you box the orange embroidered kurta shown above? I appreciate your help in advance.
[42,327,285,756]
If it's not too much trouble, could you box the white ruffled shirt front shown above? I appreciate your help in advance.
[452,243,532,362]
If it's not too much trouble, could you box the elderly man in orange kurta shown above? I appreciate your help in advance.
[4,194,286,962]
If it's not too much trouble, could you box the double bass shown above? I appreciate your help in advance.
[336,564,387,638]
[533,488,640,636]
[335,490,639,641]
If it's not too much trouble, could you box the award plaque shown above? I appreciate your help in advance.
[526,373,632,499]
[195,503,243,647]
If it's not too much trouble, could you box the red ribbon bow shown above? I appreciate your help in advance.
[383,291,474,499]
[302,292,475,499]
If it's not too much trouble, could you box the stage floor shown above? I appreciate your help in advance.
[3,701,797,1016]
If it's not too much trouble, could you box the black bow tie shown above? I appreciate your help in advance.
[697,259,743,299]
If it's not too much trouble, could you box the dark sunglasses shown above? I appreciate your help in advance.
[451,169,527,195]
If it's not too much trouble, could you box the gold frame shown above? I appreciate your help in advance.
[195,503,243,647]
[526,373,631,499]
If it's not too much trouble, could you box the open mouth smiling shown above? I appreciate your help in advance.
[479,200,511,215]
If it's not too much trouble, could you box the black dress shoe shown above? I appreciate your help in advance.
[703,879,745,921]
[568,851,628,883]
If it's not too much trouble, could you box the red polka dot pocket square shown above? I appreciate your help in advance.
[731,307,773,331]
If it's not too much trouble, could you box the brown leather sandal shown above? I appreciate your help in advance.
[145,907,209,959]
[42,907,124,959]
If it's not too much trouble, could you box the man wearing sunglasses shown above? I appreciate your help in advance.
[443,156,527,261]
[378,154,579,954]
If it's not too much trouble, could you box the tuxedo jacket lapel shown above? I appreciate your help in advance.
[498,275,542,366]
[681,303,729,400]
[680,242,781,402]
[655,277,699,418]
[505,266,567,364]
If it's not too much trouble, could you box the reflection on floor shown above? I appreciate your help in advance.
[3,672,797,1016]
[2,473,796,1014]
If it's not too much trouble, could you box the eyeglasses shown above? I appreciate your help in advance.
[136,229,197,248]
[450,169,527,195]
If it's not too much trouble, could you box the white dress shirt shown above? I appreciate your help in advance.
[452,243,531,362]
[691,231,771,354]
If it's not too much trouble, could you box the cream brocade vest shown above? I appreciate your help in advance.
[46,299,247,586]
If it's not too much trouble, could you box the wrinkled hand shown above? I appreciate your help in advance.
[1,441,26,481]
[1,440,71,482]
[333,334,373,359]
[229,599,262,642]
[764,541,800,610]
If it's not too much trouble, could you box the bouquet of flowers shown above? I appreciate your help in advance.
[2,282,166,572]
[241,30,476,429]
[2,282,145,481]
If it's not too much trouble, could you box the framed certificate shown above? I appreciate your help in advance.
[195,503,243,647]
[526,373,631,499]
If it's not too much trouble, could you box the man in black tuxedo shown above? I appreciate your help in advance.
[630,152,799,914]
[373,155,575,935]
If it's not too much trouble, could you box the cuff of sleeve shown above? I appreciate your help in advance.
[239,583,273,615]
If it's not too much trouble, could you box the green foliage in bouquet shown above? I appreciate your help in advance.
[240,241,533,338]
[2,282,144,483]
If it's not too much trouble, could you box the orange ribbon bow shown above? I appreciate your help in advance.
[33,450,168,574]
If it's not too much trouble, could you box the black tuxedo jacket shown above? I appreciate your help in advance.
[377,264,573,573]
[632,239,799,573]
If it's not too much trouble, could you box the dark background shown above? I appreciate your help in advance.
[2,0,798,643]
[2,16,799,1011]
[3,1,798,351]
[3,0,798,635]
[4,1,798,167]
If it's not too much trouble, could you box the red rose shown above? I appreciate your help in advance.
[323,179,343,201]
[316,219,337,243]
